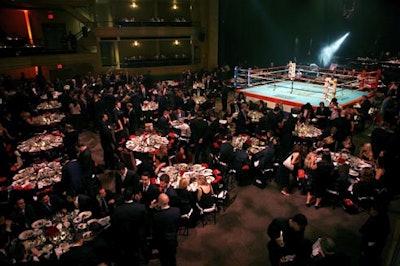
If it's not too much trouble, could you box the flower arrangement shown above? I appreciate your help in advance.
[44,225,60,238]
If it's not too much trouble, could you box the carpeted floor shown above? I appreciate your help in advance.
[77,93,400,266]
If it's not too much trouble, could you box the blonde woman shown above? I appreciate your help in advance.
[196,175,214,209]
[304,151,318,207]
[175,178,194,215]
[359,142,374,162]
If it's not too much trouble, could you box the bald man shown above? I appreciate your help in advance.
[152,193,181,266]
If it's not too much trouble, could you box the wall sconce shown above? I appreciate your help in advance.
[131,1,138,8]
[133,41,140,47]
[174,40,180,46]
[172,4,178,10]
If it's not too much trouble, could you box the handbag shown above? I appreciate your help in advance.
[283,154,294,171]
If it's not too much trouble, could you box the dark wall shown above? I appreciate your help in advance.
[219,0,400,68]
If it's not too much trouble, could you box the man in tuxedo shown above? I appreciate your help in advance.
[236,102,251,135]
[115,163,140,197]
[219,134,235,167]
[136,171,159,209]
[66,191,97,212]
[126,102,139,135]
[267,213,311,266]
[61,152,86,195]
[189,111,210,164]
[171,106,186,121]
[9,197,38,236]
[93,187,116,218]
[77,142,95,181]
[158,174,179,208]
[139,83,149,102]
[99,113,117,170]
[152,193,181,266]
[230,98,241,114]
[157,109,172,136]
[59,232,100,266]
[111,188,147,266]
[35,193,67,219]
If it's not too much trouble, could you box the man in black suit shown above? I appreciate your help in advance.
[99,113,117,170]
[9,197,38,236]
[93,186,116,218]
[235,102,251,135]
[158,174,179,208]
[59,232,100,266]
[267,213,311,266]
[230,98,241,114]
[60,152,86,195]
[77,142,95,181]
[111,188,147,266]
[35,193,67,219]
[126,102,139,135]
[183,94,195,114]
[115,163,140,197]
[136,171,159,209]
[152,193,181,266]
[171,106,186,121]
[219,134,235,167]
[139,83,149,102]
[157,109,172,136]
[189,111,210,164]
[66,191,97,213]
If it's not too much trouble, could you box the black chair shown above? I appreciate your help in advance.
[196,203,217,227]
[178,208,193,236]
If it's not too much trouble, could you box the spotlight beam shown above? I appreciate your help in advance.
[319,32,350,66]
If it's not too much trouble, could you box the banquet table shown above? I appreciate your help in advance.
[329,151,373,178]
[10,160,63,201]
[158,163,216,191]
[12,160,62,191]
[170,120,191,138]
[36,101,62,112]
[292,123,323,145]
[247,110,264,123]
[232,135,268,155]
[141,101,159,112]
[141,101,159,122]
[19,210,110,260]
[31,112,65,131]
[192,95,207,105]
[17,131,64,165]
[125,132,169,154]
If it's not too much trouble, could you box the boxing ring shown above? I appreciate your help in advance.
[234,64,380,112]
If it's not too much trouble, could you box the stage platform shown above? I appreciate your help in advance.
[234,64,379,112]
[237,80,374,112]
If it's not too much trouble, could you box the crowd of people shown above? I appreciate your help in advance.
[0,67,399,265]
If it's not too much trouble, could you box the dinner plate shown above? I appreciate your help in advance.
[41,244,54,253]
[59,242,70,251]
[31,219,46,229]
[87,219,98,225]
[18,167,35,174]
[83,231,93,241]
[162,166,175,172]
[44,220,53,227]
[12,173,24,181]
[206,176,215,183]
[349,169,359,177]
[200,169,213,176]
[182,172,197,178]
[19,230,34,240]
[79,211,92,220]
[98,216,111,226]
[73,216,82,224]
[52,175,61,183]
[77,223,87,230]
